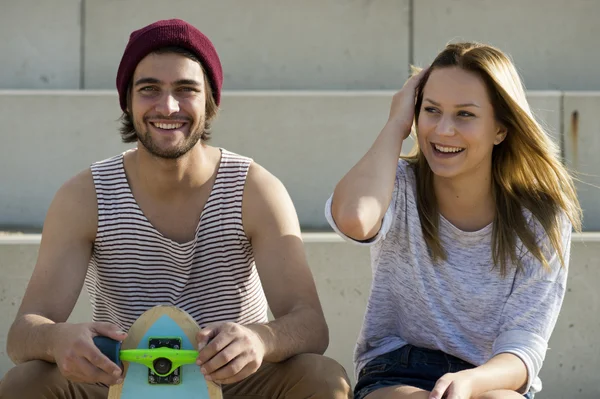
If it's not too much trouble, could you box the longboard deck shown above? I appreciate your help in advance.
[108,305,222,399]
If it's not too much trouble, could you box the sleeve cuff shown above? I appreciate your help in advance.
[492,330,548,394]
[324,194,393,246]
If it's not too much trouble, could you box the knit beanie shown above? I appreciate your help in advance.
[116,19,223,112]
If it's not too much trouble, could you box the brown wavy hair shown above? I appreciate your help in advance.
[404,42,582,275]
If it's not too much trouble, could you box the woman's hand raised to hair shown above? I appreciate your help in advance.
[387,67,429,140]
[329,67,429,241]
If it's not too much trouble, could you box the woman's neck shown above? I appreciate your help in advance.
[434,169,496,232]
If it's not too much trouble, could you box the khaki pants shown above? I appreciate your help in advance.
[0,353,352,398]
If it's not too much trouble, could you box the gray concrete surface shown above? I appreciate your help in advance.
[3,1,600,91]
[563,93,600,231]
[413,0,600,91]
[0,0,81,89]
[526,92,562,145]
[83,0,410,90]
[0,91,130,229]
[0,233,599,398]
[0,90,569,230]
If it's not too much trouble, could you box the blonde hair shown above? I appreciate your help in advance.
[403,42,582,275]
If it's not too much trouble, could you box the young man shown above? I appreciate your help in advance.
[0,19,351,398]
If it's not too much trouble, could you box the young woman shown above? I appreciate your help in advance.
[326,42,582,399]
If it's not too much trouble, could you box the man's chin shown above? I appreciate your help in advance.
[139,141,196,160]
[145,147,187,160]
[135,129,203,160]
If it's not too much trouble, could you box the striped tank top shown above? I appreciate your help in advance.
[84,148,269,331]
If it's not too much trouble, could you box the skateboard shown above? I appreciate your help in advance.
[93,305,222,398]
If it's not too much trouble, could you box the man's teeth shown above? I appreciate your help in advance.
[434,144,464,153]
[153,122,184,130]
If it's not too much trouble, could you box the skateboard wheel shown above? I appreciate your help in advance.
[93,336,122,367]
[153,357,173,375]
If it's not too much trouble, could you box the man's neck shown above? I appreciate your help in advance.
[128,144,218,202]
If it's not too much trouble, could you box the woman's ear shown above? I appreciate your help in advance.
[494,124,508,145]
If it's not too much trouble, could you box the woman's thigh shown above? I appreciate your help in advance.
[354,345,534,399]
[365,385,430,399]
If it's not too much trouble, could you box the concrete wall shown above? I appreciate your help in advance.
[2,90,583,230]
[0,0,81,89]
[1,233,599,398]
[83,0,410,90]
[3,1,600,91]
[413,0,600,91]
[563,93,600,231]
[0,91,129,228]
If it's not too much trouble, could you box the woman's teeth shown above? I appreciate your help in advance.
[434,144,464,153]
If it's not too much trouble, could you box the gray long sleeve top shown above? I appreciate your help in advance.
[325,160,571,394]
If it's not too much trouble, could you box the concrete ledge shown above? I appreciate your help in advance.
[1,234,599,398]
[0,89,576,230]
[2,232,600,245]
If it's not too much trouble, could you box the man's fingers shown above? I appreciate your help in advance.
[90,364,123,387]
[63,356,121,386]
[196,329,235,365]
[82,343,122,377]
[196,323,222,350]
[199,340,245,375]
[206,356,256,385]
[91,322,127,342]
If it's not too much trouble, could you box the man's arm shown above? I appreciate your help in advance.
[195,162,328,384]
[7,169,96,363]
[242,162,328,359]
[6,169,124,385]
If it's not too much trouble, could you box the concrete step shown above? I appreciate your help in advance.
[4,90,600,230]
[1,233,599,398]
[0,91,600,231]
[2,0,600,91]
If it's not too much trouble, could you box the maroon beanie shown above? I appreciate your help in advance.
[116,19,223,112]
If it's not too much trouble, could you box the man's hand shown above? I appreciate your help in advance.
[195,322,266,384]
[429,371,474,399]
[53,322,127,386]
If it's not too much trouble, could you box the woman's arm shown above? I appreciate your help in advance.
[431,218,572,399]
[330,69,428,241]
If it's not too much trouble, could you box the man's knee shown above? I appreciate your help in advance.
[284,353,352,396]
[0,360,62,399]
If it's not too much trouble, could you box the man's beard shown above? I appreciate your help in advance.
[134,116,205,159]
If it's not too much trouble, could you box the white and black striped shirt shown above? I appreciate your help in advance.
[84,149,269,331]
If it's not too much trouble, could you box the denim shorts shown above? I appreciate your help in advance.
[354,345,534,399]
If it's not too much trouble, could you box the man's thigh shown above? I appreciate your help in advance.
[0,360,108,399]
[223,353,352,398]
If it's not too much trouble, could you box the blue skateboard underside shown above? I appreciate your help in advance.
[120,314,211,398]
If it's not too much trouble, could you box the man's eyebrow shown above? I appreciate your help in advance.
[134,78,202,87]
[174,79,202,86]
[134,77,161,86]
